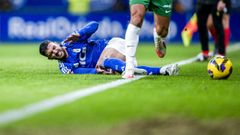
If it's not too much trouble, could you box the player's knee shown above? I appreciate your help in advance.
[156,26,168,38]
[130,10,144,27]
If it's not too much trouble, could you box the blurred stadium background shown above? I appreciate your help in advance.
[0,0,239,43]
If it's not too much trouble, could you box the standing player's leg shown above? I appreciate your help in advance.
[220,0,231,50]
[207,13,230,55]
[196,4,211,61]
[123,3,147,79]
[153,14,170,58]
[207,15,219,55]
[152,0,172,58]
[211,9,225,55]
[222,14,231,49]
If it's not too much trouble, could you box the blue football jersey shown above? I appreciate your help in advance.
[58,21,108,74]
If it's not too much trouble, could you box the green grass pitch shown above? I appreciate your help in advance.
[0,43,240,135]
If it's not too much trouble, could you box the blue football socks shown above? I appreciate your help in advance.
[103,58,160,75]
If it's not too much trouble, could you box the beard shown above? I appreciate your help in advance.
[58,49,68,60]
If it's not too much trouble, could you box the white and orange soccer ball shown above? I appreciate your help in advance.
[207,56,233,79]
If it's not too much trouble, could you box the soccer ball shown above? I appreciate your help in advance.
[207,56,233,79]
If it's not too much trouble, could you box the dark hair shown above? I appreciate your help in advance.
[39,40,50,56]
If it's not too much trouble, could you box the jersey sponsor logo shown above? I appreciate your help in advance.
[162,4,172,8]
[73,63,79,68]
[73,49,81,53]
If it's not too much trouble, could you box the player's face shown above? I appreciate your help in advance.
[46,42,67,60]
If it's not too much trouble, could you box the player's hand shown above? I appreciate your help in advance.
[64,33,80,44]
[96,66,113,75]
[96,65,105,74]
[217,1,226,12]
[96,67,104,74]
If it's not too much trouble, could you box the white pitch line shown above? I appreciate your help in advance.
[171,43,240,66]
[0,43,239,126]
[0,76,144,126]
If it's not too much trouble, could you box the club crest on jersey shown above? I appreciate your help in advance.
[73,49,81,53]
[73,63,79,67]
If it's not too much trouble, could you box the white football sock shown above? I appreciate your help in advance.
[125,24,141,71]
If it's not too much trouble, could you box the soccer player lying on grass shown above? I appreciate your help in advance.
[39,21,179,76]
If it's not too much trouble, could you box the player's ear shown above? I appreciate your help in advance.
[39,40,50,56]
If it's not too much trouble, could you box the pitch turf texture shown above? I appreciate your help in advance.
[0,43,240,135]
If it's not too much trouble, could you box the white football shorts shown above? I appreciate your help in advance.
[105,37,126,56]
[105,37,137,66]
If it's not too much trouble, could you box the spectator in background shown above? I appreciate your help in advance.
[68,0,90,14]
[231,0,240,12]
[89,0,117,12]
[0,0,26,11]
[173,0,195,17]
[112,0,129,11]
[0,0,12,11]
